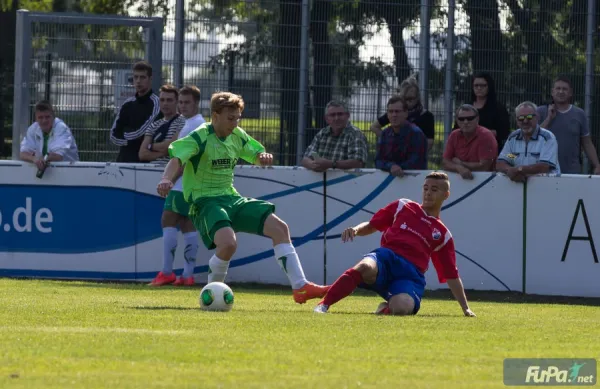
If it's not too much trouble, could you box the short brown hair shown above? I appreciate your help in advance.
[387,95,408,111]
[210,92,245,114]
[180,85,201,103]
[159,84,179,99]
[133,61,152,77]
[34,100,54,114]
[425,171,450,189]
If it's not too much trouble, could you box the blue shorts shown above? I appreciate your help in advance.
[359,247,426,315]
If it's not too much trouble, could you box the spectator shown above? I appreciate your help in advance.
[537,75,600,175]
[442,104,497,179]
[110,61,160,162]
[301,101,368,172]
[19,100,79,173]
[497,101,560,182]
[370,76,435,150]
[375,96,427,177]
[455,72,510,151]
[138,84,186,164]
[149,85,206,287]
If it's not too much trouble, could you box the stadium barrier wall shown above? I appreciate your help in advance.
[0,161,598,297]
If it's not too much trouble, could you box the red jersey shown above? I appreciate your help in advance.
[369,198,459,283]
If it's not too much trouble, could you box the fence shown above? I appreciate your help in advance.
[3,0,599,169]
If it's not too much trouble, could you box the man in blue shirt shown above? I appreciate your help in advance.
[375,95,427,177]
[497,101,560,182]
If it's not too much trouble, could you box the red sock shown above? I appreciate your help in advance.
[321,268,363,307]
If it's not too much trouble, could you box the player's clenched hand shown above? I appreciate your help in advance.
[463,308,476,317]
[341,227,358,242]
[257,152,273,166]
[157,178,173,198]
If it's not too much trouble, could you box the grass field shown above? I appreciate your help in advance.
[1,279,599,389]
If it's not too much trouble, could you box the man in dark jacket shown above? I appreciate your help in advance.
[110,61,160,162]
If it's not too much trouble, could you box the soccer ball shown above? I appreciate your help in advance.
[199,282,235,312]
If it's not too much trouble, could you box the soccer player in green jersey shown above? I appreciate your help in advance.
[157,92,329,304]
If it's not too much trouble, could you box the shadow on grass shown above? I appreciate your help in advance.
[5,277,600,307]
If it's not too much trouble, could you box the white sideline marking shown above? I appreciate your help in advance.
[0,326,193,336]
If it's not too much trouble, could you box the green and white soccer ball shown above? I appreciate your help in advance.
[199,282,235,312]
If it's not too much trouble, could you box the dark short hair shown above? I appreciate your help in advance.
[133,61,153,77]
[34,100,54,114]
[425,171,450,190]
[159,84,179,99]
[179,85,201,103]
[554,75,572,89]
[387,95,408,111]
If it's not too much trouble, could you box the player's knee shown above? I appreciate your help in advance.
[214,228,237,259]
[263,214,290,241]
[217,239,237,259]
[161,211,179,228]
[354,259,377,283]
[389,294,415,316]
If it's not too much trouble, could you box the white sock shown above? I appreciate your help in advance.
[274,243,307,289]
[208,254,230,283]
[162,227,178,275]
[182,232,199,278]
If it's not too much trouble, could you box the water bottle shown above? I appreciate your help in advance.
[36,155,48,179]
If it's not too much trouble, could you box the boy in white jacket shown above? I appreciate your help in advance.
[19,101,79,171]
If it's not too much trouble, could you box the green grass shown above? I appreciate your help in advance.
[1,279,598,389]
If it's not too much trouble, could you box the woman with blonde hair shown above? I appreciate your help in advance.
[369,76,435,150]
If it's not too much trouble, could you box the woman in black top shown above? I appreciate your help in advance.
[456,72,510,151]
[369,77,435,151]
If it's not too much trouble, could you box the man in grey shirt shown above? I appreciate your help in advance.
[537,76,600,175]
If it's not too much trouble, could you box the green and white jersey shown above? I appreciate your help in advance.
[168,123,265,202]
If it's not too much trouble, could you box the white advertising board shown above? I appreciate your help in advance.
[526,175,600,297]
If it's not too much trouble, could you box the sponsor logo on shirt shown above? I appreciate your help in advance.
[211,158,238,169]
[399,222,430,247]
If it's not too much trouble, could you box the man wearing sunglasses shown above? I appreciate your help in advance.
[442,104,498,179]
[496,101,560,182]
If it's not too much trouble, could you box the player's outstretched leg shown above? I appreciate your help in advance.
[314,257,378,313]
[262,214,329,304]
[174,218,199,286]
[150,210,180,286]
[207,227,237,283]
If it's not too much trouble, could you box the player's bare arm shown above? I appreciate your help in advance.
[157,158,182,197]
[341,221,377,242]
[446,278,476,317]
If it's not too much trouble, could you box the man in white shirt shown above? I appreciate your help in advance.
[150,86,206,287]
[19,101,79,173]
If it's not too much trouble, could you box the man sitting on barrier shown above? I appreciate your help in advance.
[19,100,79,177]
[138,84,186,164]
[314,171,476,317]
[157,91,329,304]
[496,101,561,182]
[374,96,427,177]
[150,86,206,287]
[442,104,498,180]
[300,100,368,172]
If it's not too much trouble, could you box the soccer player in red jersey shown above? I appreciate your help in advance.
[314,171,476,317]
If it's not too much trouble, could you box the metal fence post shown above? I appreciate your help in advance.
[583,0,596,173]
[12,10,32,160]
[444,0,456,144]
[295,0,310,166]
[173,0,185,88]
[147,17,163,92]
[419,0,431,109]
